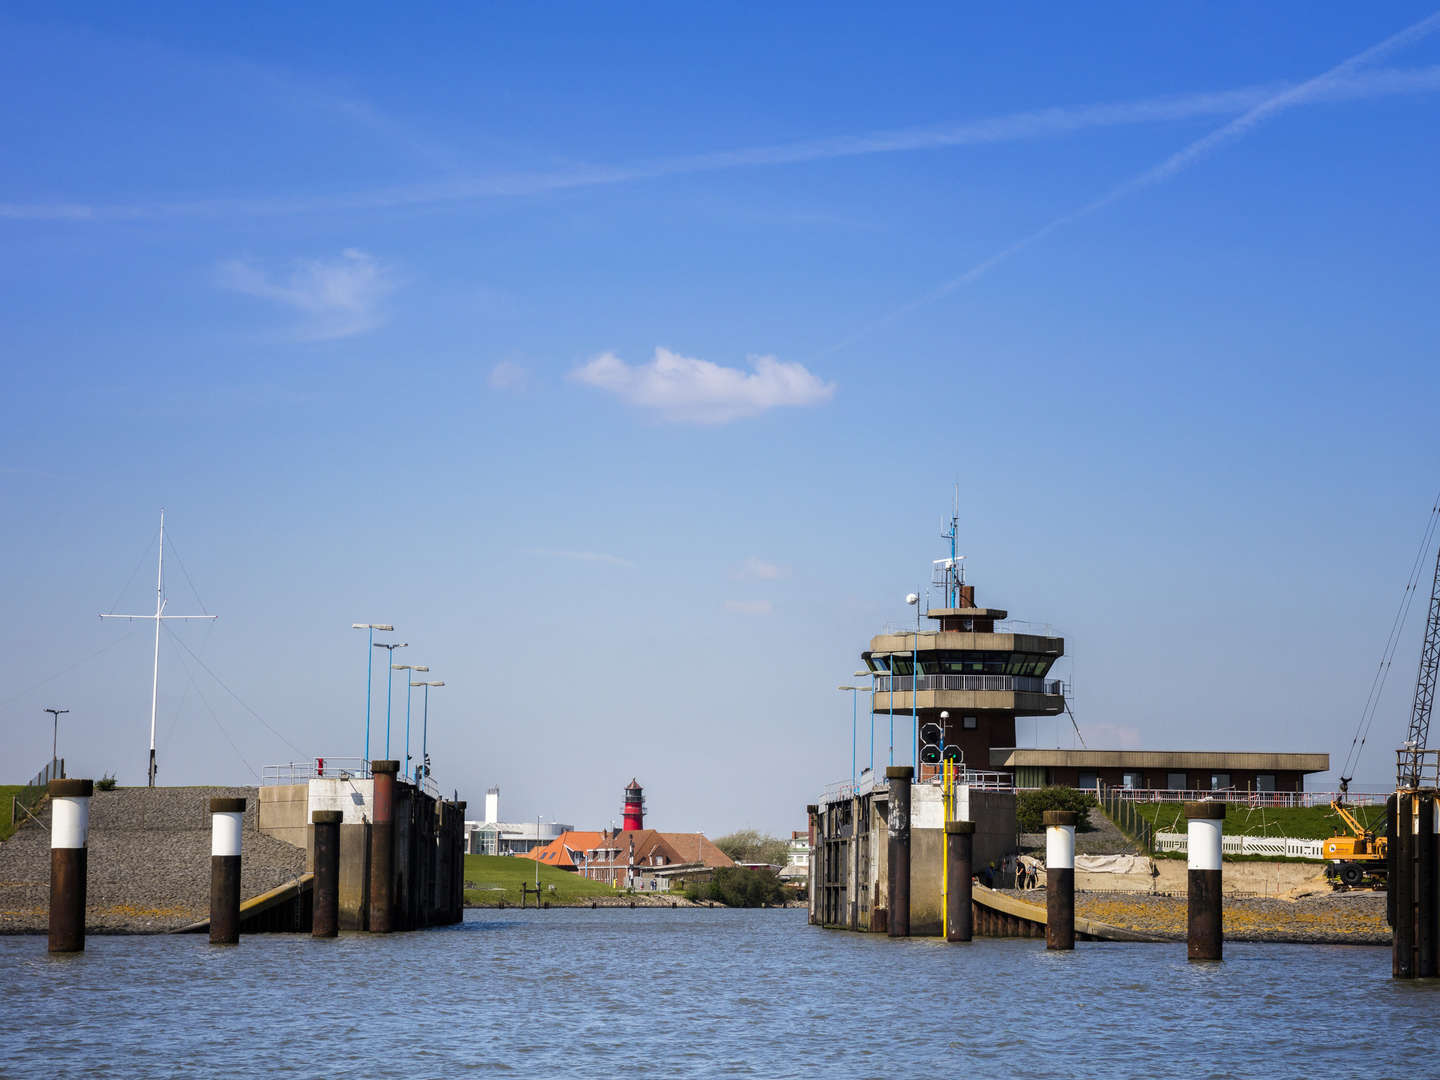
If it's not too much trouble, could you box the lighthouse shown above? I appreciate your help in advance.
[622,779,645,831]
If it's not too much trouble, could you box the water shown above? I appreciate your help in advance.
[1,908,1431,1079]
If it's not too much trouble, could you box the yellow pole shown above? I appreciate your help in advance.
[941,760,954,938]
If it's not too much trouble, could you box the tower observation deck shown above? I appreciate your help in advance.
[863,584,1066,778]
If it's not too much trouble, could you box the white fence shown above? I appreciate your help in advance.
[1155,831,1325,860]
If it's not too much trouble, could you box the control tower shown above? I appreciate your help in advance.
[863,509,1065,777]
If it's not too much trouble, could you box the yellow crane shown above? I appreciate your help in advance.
[1322,785,1386,888]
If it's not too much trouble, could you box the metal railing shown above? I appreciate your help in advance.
[1397,747,1440,790]
[261,758,442,798]
[1156,831,1326,860]
[872,674,1066,696]
[27,758,64,788]
[1104,787,1388,809]
[1097,781,1156,853]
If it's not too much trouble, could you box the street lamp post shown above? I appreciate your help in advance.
[373,641,409,759]
[351,623,394,768]
[906,591,921,770]
[392,664,429,781]
[838,686,862,791]
[44,708,69,774]
[855,671,876,776]
[410,680,445,787]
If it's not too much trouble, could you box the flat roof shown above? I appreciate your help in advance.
[989,748,1330,772]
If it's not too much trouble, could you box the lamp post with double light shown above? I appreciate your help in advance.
[373,641,408,759]
[410,680,444,787]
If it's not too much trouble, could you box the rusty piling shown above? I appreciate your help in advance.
[312,809,342,938]
[886,765,912,938]
[369,760,399,933]
[945,820,974,942]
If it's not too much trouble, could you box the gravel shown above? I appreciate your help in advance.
[0,786,306,934]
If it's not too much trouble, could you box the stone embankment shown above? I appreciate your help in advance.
[0,787,305,933]
[996,887,1388,944]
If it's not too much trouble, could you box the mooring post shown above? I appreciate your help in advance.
[48,778,92,954]
[312,809,342,938]
[208,797,245,945]
[1044,810,1076,951]
[945,820,974,943]
[885,765,913,938]
[1186,802,1225,962]
[369,760,399,933]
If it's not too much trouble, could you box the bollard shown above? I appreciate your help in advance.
[48,778,93,953]
[886,765,913,938]
[369,760,399,932]
[1186,802,1225,962]
[209,797,245,945]
[945,820,974,943]
[1044,810,1076,951]
[312,810,342,938]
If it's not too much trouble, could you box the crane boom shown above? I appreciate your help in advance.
[1401,544,1440,788]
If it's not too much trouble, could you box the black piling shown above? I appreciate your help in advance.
[1391,790,1439,979]
[47,778,92,954]
[1044,810,1076,951]
[312,809,342,938]
[369,760,399,933]
[886,765,912,938]
[209,796,245,945]
[944,820,973,943]
[1186,802,1225,962]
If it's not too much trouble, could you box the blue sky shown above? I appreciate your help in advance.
[3,5,1440,833]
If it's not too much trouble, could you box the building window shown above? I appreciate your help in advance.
[1166,772,1187,791]
[1077,771,1097,790]
[1121,772,1142,789]
[962,715,978,730]
[1255,774,1276,792]
[1211,773,1232,790]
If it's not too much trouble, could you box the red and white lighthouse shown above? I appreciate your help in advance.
[622,778,645,831]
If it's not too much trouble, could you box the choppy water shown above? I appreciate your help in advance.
[0,907,1431,1078]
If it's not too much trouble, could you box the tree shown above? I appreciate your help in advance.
[714,829,790,867]
[1016,786,1096,833]
[685,867,787,907]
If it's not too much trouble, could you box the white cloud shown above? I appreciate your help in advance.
[217,248,394,340]
[531,548,636,569]
[733,557,787,581]
[725,599,772,616]
[570,347,835,424]
[488,361,528,390]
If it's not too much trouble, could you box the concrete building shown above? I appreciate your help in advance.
[863,583,1065,779]
[463,786,571,855]
[990,748,1329,796]
[521,827,732,889]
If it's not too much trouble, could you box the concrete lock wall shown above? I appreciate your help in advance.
[258,778,462,932]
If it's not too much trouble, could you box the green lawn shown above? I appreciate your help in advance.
[1131,801,1388,840]
[0,784,44,843]
[462,854,628,906]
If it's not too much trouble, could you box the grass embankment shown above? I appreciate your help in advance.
[0,785,44,843]
[1130,802,1387,841]
[463,854,625,907]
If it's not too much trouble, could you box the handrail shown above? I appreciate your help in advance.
[872,674,1066,695]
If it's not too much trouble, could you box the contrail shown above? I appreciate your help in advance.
[3,65,1440,222]
[823,12,1440,354]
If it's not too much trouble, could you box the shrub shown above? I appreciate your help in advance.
[1016,786,1096,833]
[96,774,117,791]
[684,867,787,907]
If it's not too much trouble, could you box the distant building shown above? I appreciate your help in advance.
[463,786,572,855]
[779,830,810,882]
[989,748,1329,796]
[522,827,733,890]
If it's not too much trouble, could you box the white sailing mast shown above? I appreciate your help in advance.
[100,509,218,787]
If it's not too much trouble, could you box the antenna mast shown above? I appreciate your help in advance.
[934,485,964,607]
[100,509,218,787]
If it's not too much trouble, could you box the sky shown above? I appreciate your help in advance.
[3,4,1440,835]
